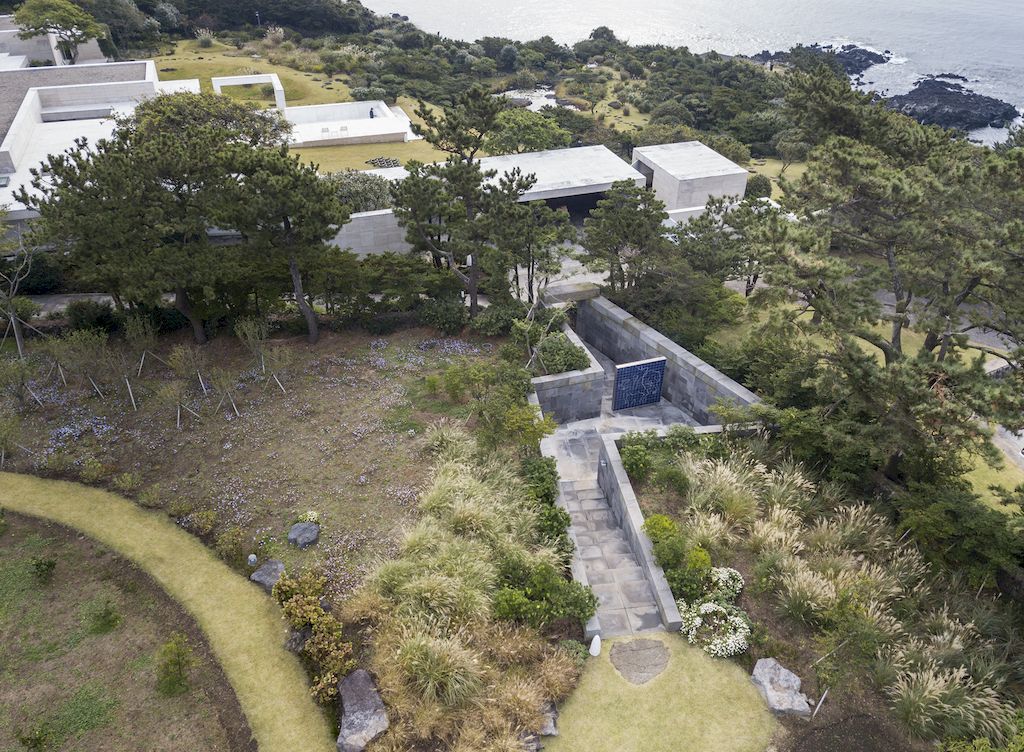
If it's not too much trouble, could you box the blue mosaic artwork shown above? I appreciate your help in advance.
[612,357,667,411]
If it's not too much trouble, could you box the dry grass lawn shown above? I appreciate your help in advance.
[0,473,335,752]
[546,632,775,752]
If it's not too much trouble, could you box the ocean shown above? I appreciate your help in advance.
[361,0,1024,135]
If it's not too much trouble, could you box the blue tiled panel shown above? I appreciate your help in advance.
[613,357,666,411]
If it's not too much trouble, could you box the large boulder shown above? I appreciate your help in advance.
[751,658,812,718]
[337,669,389,752]
[887,78,1020,130]
[288,522,320,549]
[249,560,285,594]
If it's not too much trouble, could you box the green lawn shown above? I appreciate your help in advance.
[749,158,807,200]
[0,473,335,752]
[546,633,775,752]
[152,40,351,106]
[967,454,1024,512]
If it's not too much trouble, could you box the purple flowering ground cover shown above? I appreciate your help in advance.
[8,327,497,600]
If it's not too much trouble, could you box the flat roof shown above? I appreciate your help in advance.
[369,145,643,201]
[0,61,148,142]
[632,141,748,180]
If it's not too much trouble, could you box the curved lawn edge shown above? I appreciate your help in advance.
[0,472,335,752]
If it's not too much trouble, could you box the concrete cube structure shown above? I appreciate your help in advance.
[211,73,287,109]
[631,141,748,217]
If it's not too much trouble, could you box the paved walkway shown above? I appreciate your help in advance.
[543,343,697,637]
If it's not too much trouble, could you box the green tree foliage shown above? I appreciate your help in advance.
[15,0,103,63]
[744,173,773,199]
[484,108,571,155]
[322,169,392,213]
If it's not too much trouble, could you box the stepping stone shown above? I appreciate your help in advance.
[610,638,670,684]
[338,669,389,752]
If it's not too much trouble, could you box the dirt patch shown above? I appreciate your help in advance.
[780,712,916,752]
[0,512,255,752]
[609,638,670,684]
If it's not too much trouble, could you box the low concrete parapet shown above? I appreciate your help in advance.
[575,296,758,424]
[540,281,601,306]
[530,324,604,424]
[597,434,682,632]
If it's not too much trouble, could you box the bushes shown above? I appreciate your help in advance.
[65,300,120,333]
[417,298,468,335]
[156,632,196,696]
[396,633,483,706]
[531,331,589,375]
[274,569,355,703]
[469,302,527,336]
[30,555,56,584]
[745,173,773,199]
[494,562,597,629]
[664,547,712,602]
[620,443,651,481]
[522,456,558,505]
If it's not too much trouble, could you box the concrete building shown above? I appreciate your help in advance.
[632,141,749,222]
[0,15,106,68]
[0,60,200,219]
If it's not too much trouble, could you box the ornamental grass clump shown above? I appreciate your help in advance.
[345,426,591,748]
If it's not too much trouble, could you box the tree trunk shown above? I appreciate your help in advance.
[174,286,207,345]
[288,255,319,344]
[468,258,480,317]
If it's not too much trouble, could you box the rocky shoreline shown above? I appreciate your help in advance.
[752,43,1021,133]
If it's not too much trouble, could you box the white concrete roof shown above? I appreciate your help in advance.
[369,145,644,201]
[632,141,748,179]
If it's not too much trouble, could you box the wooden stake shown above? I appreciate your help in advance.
[181,403,201,419]
[87,375,104,399]
[57,363,68,387]
[1,447,5,470]
[228,392,240,417]
[24,383,44,408]
[137,350,147,377]
[272,373,286,394]
[124,375,137,411]
[176,404,181,430]
[812,688,829,719]
[197,370,208,396]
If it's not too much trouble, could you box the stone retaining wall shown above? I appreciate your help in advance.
[575,296,758,424]
[529,324,604,424]
[597,434,682,632]
[330,209,411,256]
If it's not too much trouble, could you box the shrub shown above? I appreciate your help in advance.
[111,472,141,495]
[620,444,651,482]
[186,509,218,536]
[654,463,690,496]
[745,173,773,199]
[214,526,250,567]
[778,566,835,624]
[424,374,441,395]
[417,299,468,335]
[469,302,528,336]
[652,534,689,571]
[537,505,571,544]
[706,567,744,604]
[0,508,6,536]
[642,514,679,545]
[12,296,41,322]
[522,456,558,505]
[197,35,213,48]
[83,596,121,634]
[65,299,120,333]
[363,311,413,335]
[532,332,589,375]
[79,456,108,484]
[397,633,483,706]
[494,562,597,628]
[30,556,56,584]
[664,547,712,602]
[559,639,590,669]
[678,600,751,657]
[156,632,196,696]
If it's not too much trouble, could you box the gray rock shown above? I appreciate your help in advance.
[337,669,388,752]
[249,559,285,594]
[519,733,542,752]
[538,701,558,737]
[285,626,311,654]
[751,658,812,718]
[288,521,320,549]
[609,638,669,685]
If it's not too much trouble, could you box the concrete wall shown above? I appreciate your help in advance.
[575,296,758,425]
[597,434,682,632]
[211,73,286,109]
[672,172,748,209]
[530,324,604,424]
[331,209,411,255]
[0,88,40,171]
[285,100,395,124]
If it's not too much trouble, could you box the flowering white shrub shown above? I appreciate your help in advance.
[706,567,744,604]
[678,600,751,658]
[297,510,320,524]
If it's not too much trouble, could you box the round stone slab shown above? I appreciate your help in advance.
[610,638,670,685]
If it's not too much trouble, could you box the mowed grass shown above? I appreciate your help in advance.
[749,158,808,199]
[546,632,775,752]
[0,474,335,752]
[0,513,245,750]
[967,453,1024,512]
[151,40,351,106]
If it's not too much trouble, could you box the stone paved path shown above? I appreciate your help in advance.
[543,342,699,637]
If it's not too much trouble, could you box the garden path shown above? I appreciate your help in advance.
[0,472,335,752]
[542,343,698,637]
